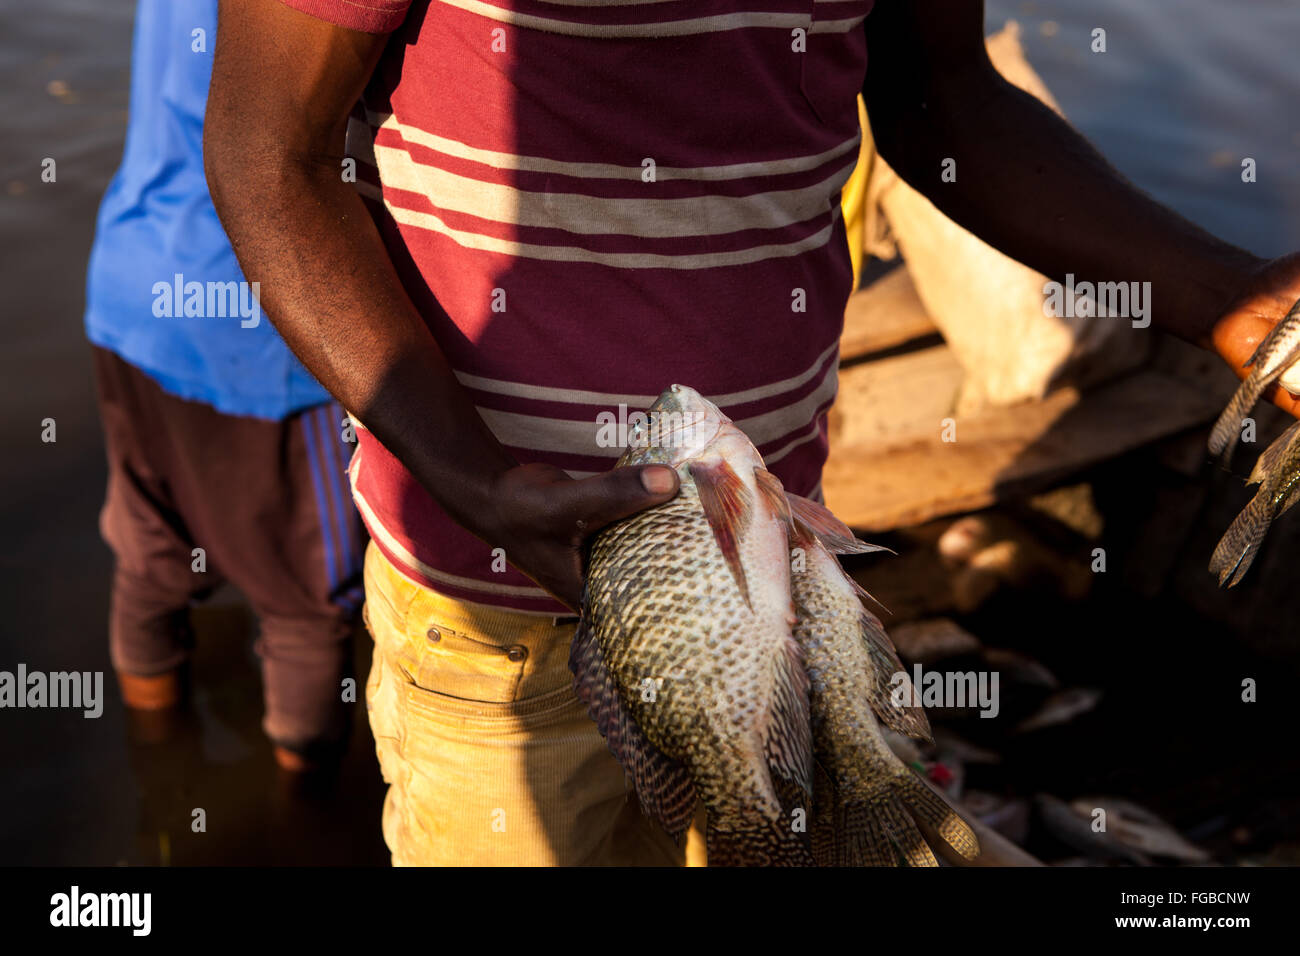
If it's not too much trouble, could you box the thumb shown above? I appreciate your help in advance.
[559,464,680,533]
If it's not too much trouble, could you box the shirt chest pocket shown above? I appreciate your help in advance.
[798,0,872,130]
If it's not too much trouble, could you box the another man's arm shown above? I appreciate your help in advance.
[864,0,1300,416]
[204,0,678,609]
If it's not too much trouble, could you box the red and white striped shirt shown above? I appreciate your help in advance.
[282,0,872,613]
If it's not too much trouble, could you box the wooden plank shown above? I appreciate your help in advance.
[840,265,939,362]
[829,344,964,448]
[823,366,1223,531]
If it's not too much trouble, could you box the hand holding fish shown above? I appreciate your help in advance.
[485,461,680,611]
[1209,252,1300,419]
[1204,254,1300,586]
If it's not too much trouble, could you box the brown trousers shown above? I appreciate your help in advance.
[92,346,364,753]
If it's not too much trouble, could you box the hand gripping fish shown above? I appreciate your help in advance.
[570,385,978,866]
[1208,297,1300,466]
[1207,296,1300,584]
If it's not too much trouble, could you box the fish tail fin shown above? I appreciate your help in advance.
[832,770,979,867]
[1209,488,1274,587]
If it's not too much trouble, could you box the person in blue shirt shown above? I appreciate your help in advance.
[86,0,363,771]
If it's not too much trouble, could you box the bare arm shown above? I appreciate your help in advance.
[864,0,1300,415]
[205,0,678,608]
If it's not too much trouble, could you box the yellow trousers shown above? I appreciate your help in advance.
[362,543,704,866]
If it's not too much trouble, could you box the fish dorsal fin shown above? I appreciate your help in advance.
[787,493,894,556]
[689,459,753,607]
[568,606,698,840]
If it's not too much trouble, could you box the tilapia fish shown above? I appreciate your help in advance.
[790,514,980,867]
[570,384,976,866]
[1210,420,1300,587]
[1208,297,1300,465]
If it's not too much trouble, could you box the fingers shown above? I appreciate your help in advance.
[558,464,680,533]
[1263,383,1300,417]
[1212,312,1300,416]
[519,466,679,610]
[1211,311,1270,374]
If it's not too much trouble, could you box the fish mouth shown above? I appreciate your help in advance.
[622,385,729,465]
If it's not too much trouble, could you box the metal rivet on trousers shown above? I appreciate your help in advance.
[507,645,527,663]
[426,627,441,643]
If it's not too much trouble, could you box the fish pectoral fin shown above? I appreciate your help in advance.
[689,459,754,607]
[568,611,697,840]
[859,609,933,742]
[787,493,893,556]
[753,467,792,530]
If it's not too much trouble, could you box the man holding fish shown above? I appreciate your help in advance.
[204,0,1300,864]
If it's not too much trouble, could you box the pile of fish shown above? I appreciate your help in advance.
[1207,297,1300,586]
[570,385,979,866]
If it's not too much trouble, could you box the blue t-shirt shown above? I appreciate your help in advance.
[85,0,329,420]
